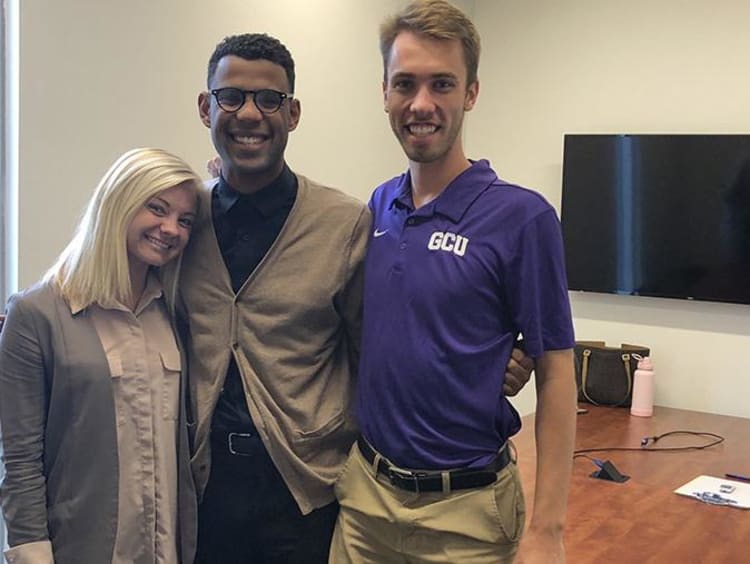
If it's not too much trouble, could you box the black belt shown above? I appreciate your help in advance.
[211,430,259,456]
[356,437,511,493]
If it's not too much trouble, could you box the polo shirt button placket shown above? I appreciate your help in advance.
[400,215,416,250]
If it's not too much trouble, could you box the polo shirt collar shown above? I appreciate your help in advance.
[389,159,498,222]
[215,164,297,219]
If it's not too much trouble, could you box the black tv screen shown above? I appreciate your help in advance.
[561,134,750,305]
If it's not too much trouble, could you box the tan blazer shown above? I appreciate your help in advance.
[0,282,197,563]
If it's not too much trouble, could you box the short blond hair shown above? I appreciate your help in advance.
[379,0,481,85]
[45,148,201,309]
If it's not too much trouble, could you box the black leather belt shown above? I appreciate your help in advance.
[211,430,258,456]
[356,437,511,493]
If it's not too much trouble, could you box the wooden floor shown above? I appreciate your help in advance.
[513,405,750,563]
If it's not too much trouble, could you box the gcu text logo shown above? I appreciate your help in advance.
[427,231,469,257]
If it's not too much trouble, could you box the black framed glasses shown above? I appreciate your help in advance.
[210,87,293,115]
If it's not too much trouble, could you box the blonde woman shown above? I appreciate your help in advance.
[0,148,201,564]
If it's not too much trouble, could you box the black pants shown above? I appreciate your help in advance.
[196,433,339,564]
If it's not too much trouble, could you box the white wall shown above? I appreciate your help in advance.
[15,0,750,418]
[471,0,750,418]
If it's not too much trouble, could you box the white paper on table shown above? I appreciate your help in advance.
[674,475,750,509]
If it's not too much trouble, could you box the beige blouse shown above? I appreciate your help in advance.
[89,274,181,564]
[4,275,181,564]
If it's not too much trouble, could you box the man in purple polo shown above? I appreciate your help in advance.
[329,1,577,563]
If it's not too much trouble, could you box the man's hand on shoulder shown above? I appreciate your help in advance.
[504,347,534,396]
[207,156,222,178]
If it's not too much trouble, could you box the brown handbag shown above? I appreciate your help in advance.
[574,341,650,407]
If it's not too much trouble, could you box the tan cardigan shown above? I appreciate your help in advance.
[172,174,370,514]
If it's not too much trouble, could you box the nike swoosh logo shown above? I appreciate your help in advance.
[373,229,388,238]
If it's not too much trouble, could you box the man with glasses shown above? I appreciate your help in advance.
[172,33,534,563]
[169,33,366,563]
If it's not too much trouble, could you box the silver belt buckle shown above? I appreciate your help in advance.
[388,467,425,493]
[227,432,254,456]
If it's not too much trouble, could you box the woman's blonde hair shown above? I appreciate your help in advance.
[45,147,201,309]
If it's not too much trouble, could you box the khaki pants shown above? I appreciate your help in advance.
[329,443,525,563]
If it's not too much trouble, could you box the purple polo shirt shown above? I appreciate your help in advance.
[356,159,575,470]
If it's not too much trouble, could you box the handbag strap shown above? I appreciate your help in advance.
[580,349,597,405]
[580,349,633,406]
[617,353,634,406]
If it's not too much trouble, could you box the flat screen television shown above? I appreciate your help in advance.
[561,134,750,305]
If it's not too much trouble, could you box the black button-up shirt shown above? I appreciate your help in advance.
[211,166,298,434]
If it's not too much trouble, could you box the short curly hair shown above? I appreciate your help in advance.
[206,33,296,92]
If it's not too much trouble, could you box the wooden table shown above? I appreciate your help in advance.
[514,405,750,563]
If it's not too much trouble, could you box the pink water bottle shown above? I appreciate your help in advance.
[630,356,654,417]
